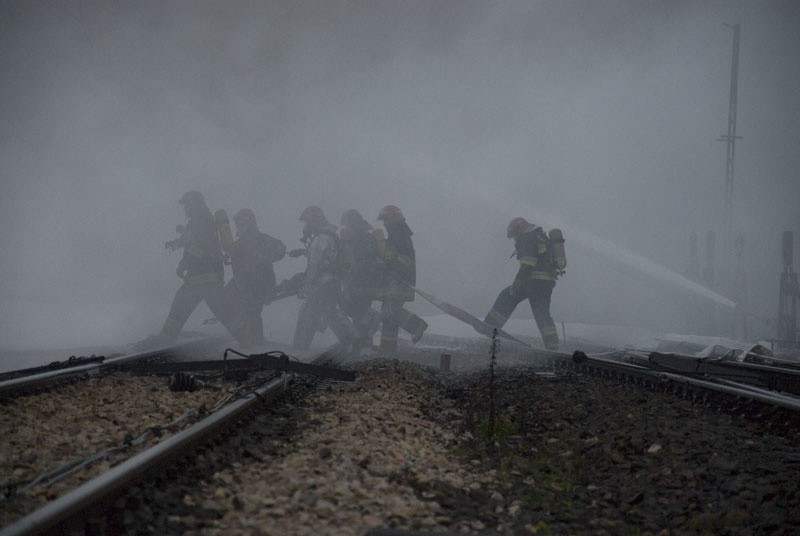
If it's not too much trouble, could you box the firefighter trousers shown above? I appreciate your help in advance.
[340,294,382,343]
[293,280,359,351]
[484,280,559,351]
[159,273,245,341]
[379,299,428,352]
[224,280,267,346]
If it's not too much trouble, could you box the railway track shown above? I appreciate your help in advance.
[2,334,799,534]
[542,348,800,424]
[406,335,800,424]
[0,336,231,399]
[0,341,353,535]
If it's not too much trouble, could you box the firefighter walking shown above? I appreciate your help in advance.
[292,206,360,351]
[483,217,563,351]
[158,191,244,343]
[339,209,383,349]
[376,205,428,353]
[224,208,286,346]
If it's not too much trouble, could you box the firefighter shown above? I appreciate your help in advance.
[157,191,243,343]
[376,205,428,353]
[483,217,559,351]
[224,209,287,346]
[292,206,360,351]
[339,209,383,349]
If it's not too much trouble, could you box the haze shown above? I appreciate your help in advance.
[1,0,799,352]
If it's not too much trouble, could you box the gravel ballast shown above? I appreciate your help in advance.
[168,357,800,535]
[0,372,240,527]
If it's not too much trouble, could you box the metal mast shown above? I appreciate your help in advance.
[718,23,741,247]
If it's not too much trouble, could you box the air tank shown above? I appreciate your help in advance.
[372,228,386,259]
[549,228,566,270]
[214,209,235,252]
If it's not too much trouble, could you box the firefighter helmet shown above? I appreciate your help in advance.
[341,209,368,229]
[507,217,530,238]
[233,208,258,235]
[299,205,328,228]
[377,205,404,224]
[179,190,206,207]
[233,208,256,225]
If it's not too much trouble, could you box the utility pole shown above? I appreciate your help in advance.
[717,23,741,253]
[717,23,742,339]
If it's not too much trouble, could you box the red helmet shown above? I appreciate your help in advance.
[377,205,404,224]
[507,217,531,238]
[300,205,328,228]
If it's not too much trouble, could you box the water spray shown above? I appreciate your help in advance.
[532,211,738,310]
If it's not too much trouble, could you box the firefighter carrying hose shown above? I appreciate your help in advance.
[292,206,360,351]
[483,217,562,351]
[376,205,428,353]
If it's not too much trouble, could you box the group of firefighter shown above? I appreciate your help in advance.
[153,190,562,354]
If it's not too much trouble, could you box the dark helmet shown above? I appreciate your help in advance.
[340,209,369,229]
[299,205,328,229]
[507,217,531,238]
[233,208,257,230]
[377,204,404,224]
[179,190,206,208]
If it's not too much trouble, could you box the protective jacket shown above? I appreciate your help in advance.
[513,225,556,284]
[178,209,224,281]
[379,220,416,302]
[230,230,286,302]
[340,223,381,299]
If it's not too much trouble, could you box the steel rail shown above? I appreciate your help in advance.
[644,352,800,394]
[711,377,800,407]
[0,373,294,536]
[564,351,800,412]
[654,372,800,412]
[0,337,227,397]
[434,337,800,413]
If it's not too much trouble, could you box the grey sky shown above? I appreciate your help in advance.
[1,0,798,350]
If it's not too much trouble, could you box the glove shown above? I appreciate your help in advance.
[176,265,187,279]
[288,248,306,258]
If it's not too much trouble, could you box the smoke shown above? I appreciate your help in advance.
[1,0,799,351]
